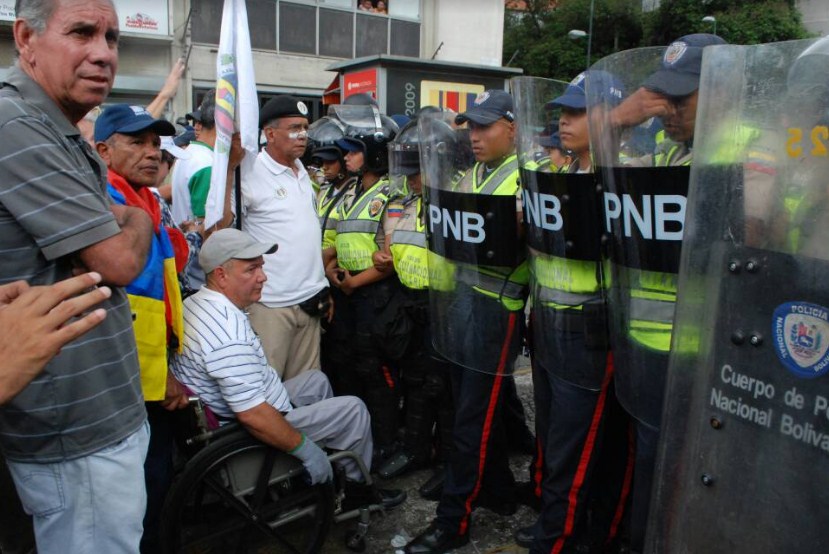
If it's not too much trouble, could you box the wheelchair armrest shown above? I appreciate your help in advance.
[185,419,244,447]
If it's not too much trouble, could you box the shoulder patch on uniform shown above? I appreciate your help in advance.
[387,202,404,218]
[369,199,384,217]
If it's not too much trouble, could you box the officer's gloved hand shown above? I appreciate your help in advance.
[290,434,333,485]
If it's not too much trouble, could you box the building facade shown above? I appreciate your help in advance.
[0,0,507,121]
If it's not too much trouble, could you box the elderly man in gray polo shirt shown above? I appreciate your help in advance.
[0,1,153,553]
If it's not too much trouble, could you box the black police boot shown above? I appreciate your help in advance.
[418,464,446,501]
[473,489,517,516]
[514,524,536,548]
[515,480,542,512]
[378,394,432,479]
[342,480,407,512]
[404,521,469,554]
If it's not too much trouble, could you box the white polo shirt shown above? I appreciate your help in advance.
[241,150,326,307]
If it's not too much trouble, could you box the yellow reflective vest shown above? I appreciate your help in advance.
[389,195,429,290]
[335,177,389,272]
[454,155,528,311]
[628,142,691,351]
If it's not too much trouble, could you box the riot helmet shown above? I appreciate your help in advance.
[343,92,379,107]
[330,104,398,174]
[308,116,347,166]
[388,119,422,196]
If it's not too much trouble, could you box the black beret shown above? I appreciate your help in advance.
[259,95,310,127]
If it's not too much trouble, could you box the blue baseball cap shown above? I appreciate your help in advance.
[94,104,176,142]
[335,136,365,153]
[455,90,515,126]
[643,33,727,97]
[547,70,625,110]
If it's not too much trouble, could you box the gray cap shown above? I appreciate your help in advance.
[199,229,277,274]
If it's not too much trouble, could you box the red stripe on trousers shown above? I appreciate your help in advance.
[533,436,544,497]
[381,365,395,389]
[458,311,517,536]
[550,351,615,554]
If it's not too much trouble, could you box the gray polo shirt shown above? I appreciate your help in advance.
[0,65,145,463]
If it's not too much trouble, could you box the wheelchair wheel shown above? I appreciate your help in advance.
[162,429,333,553]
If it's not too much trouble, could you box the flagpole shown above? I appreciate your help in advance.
[235,165,242,230]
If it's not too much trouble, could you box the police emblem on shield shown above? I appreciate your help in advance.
[773,301,829,379]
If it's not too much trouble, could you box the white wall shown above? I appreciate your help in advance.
[798,0,829,36]
[423,0,505,67]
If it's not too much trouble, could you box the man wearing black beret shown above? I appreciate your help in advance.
[242,95,331,382]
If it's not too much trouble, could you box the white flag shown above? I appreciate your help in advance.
[204,0,259,230]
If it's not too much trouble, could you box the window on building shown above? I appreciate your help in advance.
[248,0,277,50]
[390,19,419,57]
[355,13,388,57]
[319,8,354,58]
[279,2,317,54]
[190,0,420,58]
[191,0,223,45]
[389,0,419,20]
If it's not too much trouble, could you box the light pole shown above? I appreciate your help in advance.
[568,0,595,69]
[702,15,717,35]
[568,29,591,69]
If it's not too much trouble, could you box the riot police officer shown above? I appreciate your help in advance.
[514,71,634,553]
[588,34,726,552]
[308,116,359,382]
[370,120,456,493]
[308,116,357,250]
[324,105,400,463]
[405,91,529,554]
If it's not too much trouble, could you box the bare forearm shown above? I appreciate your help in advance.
[237,403,303,451]
[349,266,391,289]
[80,207,153,286]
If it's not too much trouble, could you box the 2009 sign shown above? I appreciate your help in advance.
[404,82,417,116]
[787,126,829,158]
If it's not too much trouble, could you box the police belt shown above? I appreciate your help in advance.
[456,266,525,299]
[629,296,675,324]
[536,287,599,306]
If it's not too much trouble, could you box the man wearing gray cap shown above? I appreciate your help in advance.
[172,229,404,507]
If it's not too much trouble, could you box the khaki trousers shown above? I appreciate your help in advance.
[248,302,322,380]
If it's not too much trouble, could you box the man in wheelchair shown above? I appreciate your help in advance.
[171,228,405,510]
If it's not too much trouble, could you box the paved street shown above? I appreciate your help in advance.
[322,364,535,554]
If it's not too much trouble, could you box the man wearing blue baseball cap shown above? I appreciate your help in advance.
[593,34,730,554]
[607,33,726,160]
[95,103,193,553]
[515,70,632,553]
[405,89,535,554]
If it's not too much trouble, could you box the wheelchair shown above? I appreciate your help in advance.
[161,398,388,553]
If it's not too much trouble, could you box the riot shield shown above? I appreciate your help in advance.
[647,39,829,552]
[587,46,690,427]
[419,111,525,374]
[513,76,609,388]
